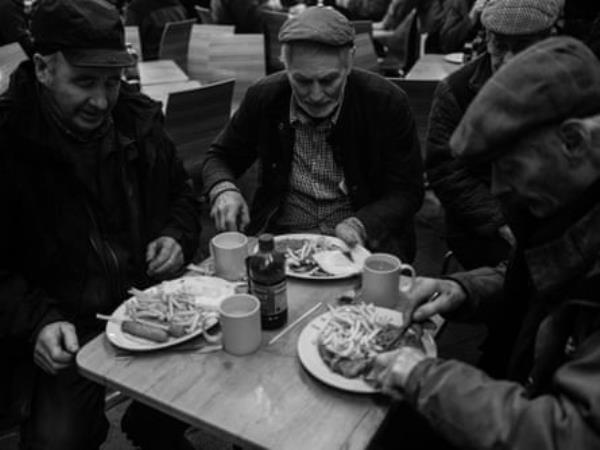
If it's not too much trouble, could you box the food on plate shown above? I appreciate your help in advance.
[121,320,169,343]
[123,284,219,342]
[317,303,424,379]
[275,237,345,276]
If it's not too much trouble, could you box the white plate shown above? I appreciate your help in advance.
[444,52,464,64]
[273,233,370,280]
[297,308,437,393]
[106,276,235,351]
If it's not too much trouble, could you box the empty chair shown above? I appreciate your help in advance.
[386,8,421,75]
[195,5,213,24]
[157,18,197,70]
[164,78,235,185]
[262,10,288,74]
[0,42,27,94]
[353,31,380,73]
[387,78,438,156]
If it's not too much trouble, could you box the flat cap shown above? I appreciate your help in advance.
[278,6,355,47]
[481,0,562,35]
[31,0,133,68]
[451,37,600,163]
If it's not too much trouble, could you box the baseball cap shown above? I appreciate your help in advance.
[451,37,600,163]
[481,0,562,35]
[31,0,134,68]
[278,6,355,47]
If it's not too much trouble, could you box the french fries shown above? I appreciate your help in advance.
[125,284,218,338]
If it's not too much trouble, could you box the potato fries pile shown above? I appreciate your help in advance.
[283,238,342,275]
[126,284,218,335]
[318,303,390,360]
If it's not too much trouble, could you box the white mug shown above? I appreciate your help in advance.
[210,231,248,281]
[361,253,416,309]
[219,294,262,356]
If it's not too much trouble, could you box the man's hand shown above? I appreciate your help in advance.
[146,236,184,277]
[368,347,428,399]
[335,217,365,248]
[498,224,516,248]
[34,322,79,375]
[210,190,250,232]
[401,277,467,323]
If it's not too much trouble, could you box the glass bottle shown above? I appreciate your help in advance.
[247,234,288,330]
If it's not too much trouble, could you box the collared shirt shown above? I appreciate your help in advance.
[273,95,354,235]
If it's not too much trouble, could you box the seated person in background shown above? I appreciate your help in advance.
[201,7,424,262]
[437,0,487,53]
[125,0,190,60]
[372,36,600,449]
[333,0,391,22]
[211,0,279,33]
[0,0,200,449]
[426,0,562,271]
[0,0,34,56]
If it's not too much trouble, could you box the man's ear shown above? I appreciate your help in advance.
[33,53,52,87]
[558,119,592,166]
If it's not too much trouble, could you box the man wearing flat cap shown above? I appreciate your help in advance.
[369,36,600,449]
[426,0,562,275]
[202,6,423,262]
[0,0,200,448]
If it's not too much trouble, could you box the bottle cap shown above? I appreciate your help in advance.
[258,234,275,252]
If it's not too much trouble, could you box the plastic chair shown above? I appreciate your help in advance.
[157,18,197,71]
[261,10,288,74]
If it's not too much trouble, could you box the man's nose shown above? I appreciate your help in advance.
[89,86,109,110]
[308,81,324,102]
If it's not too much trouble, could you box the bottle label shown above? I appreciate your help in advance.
[250,279,287,315]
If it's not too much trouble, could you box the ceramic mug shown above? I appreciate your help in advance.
[361,253,416,309]
[210,231,248,281]
[219,294,262,356]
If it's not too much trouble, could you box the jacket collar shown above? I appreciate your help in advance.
[467,52,493,94]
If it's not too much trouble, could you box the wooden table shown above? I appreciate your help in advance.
[138,60,190,85]
[77,276,392,450]
[142,80,202,112]
[406,54,462,81]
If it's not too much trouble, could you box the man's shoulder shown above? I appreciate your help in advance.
[346,68,409,112]
[247,71,291,100]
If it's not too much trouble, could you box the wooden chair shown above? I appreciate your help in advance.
[351,20,373,35]
[387,78,438,157]
[353,32,380,73]
[387,8,421,75]
[157,18,197,71]
[164,78,235,185]
[195,5,213,24]
[262,10,288,74]
[0,42,27,94]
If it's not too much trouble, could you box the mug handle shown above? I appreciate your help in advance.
[399,263,416,292]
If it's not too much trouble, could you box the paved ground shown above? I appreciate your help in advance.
[1,191,485,450]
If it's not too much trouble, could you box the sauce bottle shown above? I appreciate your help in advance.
[247,234,288,329]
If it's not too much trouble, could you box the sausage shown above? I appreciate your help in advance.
[121,320,169,343]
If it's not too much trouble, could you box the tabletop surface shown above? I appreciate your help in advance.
[405,53,463,81]
[138,60,189,86]
[77,275,391,450]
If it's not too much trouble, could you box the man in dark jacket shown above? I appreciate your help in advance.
[0,0,34,56]
[202,7,423,261]
[372,36,600,449]
[0,1,200,449]
[426,0,562,270]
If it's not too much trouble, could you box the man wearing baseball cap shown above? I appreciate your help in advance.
[426,0,562,273]
[371,36,600,449]
[202,6,423,262]
[0,0,200,448]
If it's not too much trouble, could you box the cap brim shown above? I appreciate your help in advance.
[62,48,134,68]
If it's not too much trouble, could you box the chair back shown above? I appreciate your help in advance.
[351,20,373,35]
[387,8,421,73]
[125,26,142,59]
[353,32,379,72]
[158,18,197,70]
[195,5,213,24]
[262,10,288,74]
[0,43,27,94]
[164,78,235,182]
[388,78,438,156]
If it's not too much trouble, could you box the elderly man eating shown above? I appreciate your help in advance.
[201,6,423,261]
[371,36,600,449]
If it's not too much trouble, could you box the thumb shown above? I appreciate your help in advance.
[146,240,159,262]
[60,323,79,353]
[413,296,449,321]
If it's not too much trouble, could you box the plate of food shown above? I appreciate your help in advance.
[444,52,464,64]
[103,276,235,351]
[273,233,370,280]
[297,303,437,393]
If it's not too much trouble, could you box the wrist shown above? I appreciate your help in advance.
[209,181,240,206]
